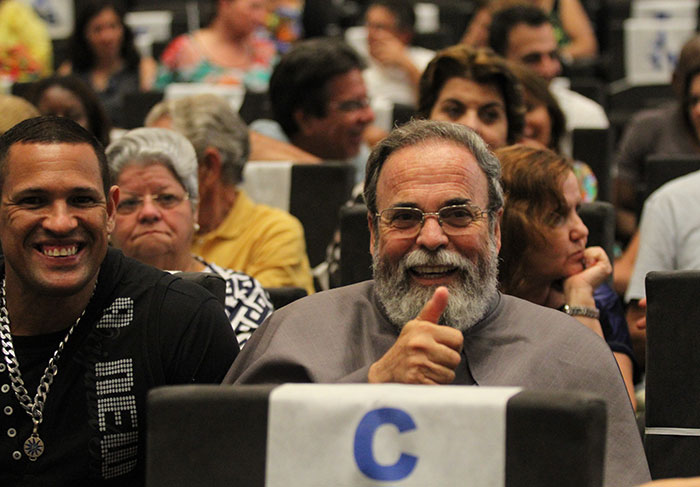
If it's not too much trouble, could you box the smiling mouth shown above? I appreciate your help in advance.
[37,244,82,257]
[409,265,458,278]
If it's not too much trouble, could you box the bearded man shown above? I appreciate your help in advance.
[225,120,649,486]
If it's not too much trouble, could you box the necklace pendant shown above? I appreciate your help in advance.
[23,433,44,461]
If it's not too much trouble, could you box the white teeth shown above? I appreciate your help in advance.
[414,266,453,275]
[42,245,78,257]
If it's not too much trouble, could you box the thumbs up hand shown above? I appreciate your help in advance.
[368,287,464,384]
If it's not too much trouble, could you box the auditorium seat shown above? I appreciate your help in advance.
[572,128,613,203]
[147,384,606,487]
[176,271,226,305]
[339,203,372,286]
[645,270,700,479]
[243,162,355,269]
[263,287,307,310]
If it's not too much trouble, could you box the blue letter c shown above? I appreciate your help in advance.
[353,407,418,481]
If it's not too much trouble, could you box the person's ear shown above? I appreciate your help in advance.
[105,185,119,234]
[200,147,224,190]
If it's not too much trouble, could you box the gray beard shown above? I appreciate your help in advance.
[373,241,499,332]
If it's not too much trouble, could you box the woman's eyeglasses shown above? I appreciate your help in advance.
[116,192,190,215]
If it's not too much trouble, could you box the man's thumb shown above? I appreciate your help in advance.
[417,286,449,324]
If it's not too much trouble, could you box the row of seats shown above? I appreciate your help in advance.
[145,384,608,486]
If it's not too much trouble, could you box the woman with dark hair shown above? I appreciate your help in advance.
[510,62,597,201]
[497,144,637,408]
[26,75,112,147]
[418,45,525,149]
[58,0,156,127]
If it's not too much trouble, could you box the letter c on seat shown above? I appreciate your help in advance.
[353,407,418,481]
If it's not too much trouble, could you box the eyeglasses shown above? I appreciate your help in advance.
[330,97,371,113]
[375,204,488,238]
[116,192,190,215]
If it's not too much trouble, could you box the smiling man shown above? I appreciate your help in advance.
[250,38,375,184]
[227,120,650,486]
[0,116,238,485]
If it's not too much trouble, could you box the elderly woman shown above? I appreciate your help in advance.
[496,144,637,408]
[418,45,525,149]
[106,127,273,346]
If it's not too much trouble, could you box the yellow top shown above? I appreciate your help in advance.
[0,0,52,81]
[192,190,314,295]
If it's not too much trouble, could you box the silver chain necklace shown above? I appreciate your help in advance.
[0,277,95,461]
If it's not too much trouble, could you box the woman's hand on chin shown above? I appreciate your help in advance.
[563,246,612,300]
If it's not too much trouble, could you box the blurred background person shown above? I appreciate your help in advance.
[146,94,315,294]
[0,0,52,82]
[59,0,157,128]
[25,74,112,146]
[497,144,637,408]
[612,35,700,298]
[614,35,700,242]
[488,4,607,156]
[418,44,525,149]
[154,0,276,91]
[351,0,434,107]
[510,62,597,201]
[252,38,375,185]
[462,0,597,61]
[107,127,273,347]
[0,93,39,134]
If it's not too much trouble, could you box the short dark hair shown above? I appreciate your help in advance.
[0,116,111,197]
[488,5,551,57]
[418,45,525,144]
[25,75,112,147]
[269,38,366,138]
[366,0,416,33]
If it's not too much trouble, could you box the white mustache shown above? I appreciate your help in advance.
[402,248,471,270]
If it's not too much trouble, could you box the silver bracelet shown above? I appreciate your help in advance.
[562,304,600,319]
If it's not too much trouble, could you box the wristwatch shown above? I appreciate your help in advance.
[562,304,600,319]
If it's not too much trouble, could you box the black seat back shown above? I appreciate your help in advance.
[645,270,700,478]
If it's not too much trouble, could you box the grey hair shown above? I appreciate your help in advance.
[363,119,503,221]
[145,94,250,186]
[106,127,199,206]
